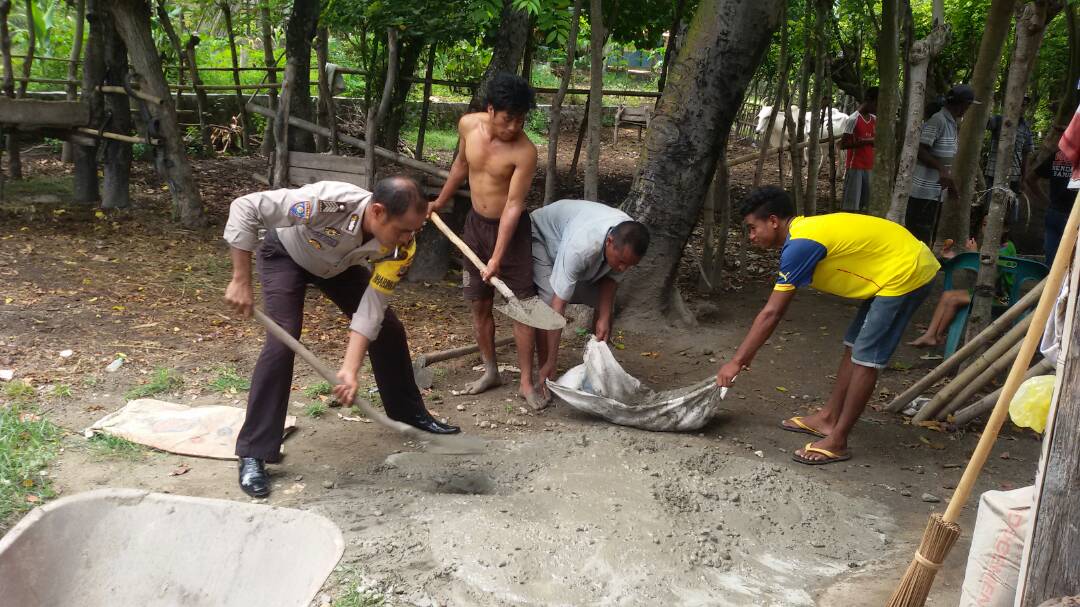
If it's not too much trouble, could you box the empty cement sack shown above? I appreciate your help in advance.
[959,485,1035,607]
[546,338,722,432]
[87,399,296,459]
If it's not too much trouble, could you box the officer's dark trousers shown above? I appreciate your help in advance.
[235,231,427,461]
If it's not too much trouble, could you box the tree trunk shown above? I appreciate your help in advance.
[221,1,249,151]
[415,42,437,160]
[112,0,207,227]
[946,0,1020,246]
[967,0,1062,341]
[786,43,809,211]
[656,0,688,94]
[283,0,320,152]
[699,156,730,291]
[73,0,104,205]
[4,0,32,179]
[1018,267,1080,604]
[544,0,583,203]
[0,0,14,189]
[825,60,838,211]
[584,0,605,200]
[471,0,530,109]
[153,1,184,114]
[366,27,398,187]
[867,0,901,217]
[886,0,948,222]
[61,0,86,163]
[183,35,213,153]
[804,0,828,214]
[314,25,329,153]
[1029,2,1079,171]
[618,0,785,322]
[520,18,536,85]
[101,6,131,210]
[259,1,278,156]
[753,4,789,188]
[376,38,423,151]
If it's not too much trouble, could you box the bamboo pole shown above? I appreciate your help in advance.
[952,358,1054,425]
[76,127,159,144]
[97,84,164,105]
[912,315,1032,421]
[886,278,1046,413]
[936,341,1023,420]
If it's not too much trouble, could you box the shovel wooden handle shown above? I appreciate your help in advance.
[429,212,517,301]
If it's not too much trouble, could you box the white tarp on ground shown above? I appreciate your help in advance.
[86,399,296,459]
[547,339,723,432]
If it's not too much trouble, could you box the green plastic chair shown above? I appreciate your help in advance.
[942,252,1049,358]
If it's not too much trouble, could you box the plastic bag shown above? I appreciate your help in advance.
[546,339,723,432]
[1008,375,1056,433]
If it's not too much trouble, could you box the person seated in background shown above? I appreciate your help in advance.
[907,228,1016,348]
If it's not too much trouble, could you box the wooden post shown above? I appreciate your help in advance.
[314,25,330,153]
[570,92,589,175]
[1018,248,1080,605]
[414,42,436,160]
[221,1,250,151]
[543,0,583,203]
[259,0,278,156]
[73,0,104,205]
[101,7,132,210]
[183,34,213,153]
[272,65,292,187]
[583,0,605,200]
[0,0,12,195]
[61,0,86,162]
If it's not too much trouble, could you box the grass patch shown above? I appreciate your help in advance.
[333,586,384,607]
[51,384,73,399]
[4,380,35,401]
[1,175,74,201]
[124,368,183,400]
[87,433,146,460]
[208,367,250,393]
[304,381,333,399]
[0,404,62,528]
[305,402,328,418]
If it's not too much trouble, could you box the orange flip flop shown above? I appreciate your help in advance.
[780,416,827,438]
[792,443,851,465]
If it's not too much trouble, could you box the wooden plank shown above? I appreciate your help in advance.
[0,97,89,127]
[1017,250,1080,606]
[289,151,366,174]
[288,166,370,188]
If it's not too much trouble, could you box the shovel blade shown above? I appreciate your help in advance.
[413,364,435,390]
[496,296,566,330]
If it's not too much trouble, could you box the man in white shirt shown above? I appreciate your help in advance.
[223,177,459,498]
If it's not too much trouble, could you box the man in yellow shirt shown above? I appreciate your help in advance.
[715,186,939,465]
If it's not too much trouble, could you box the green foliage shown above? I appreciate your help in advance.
[208,367,250,393]
[125,368,183,400]
[51,384,73,399]
[304,382,333,399]
[4,381,35,401]
[305,402,328,418]
[333,586,384,607]
[0,404,61,529]
[88,433,146,460]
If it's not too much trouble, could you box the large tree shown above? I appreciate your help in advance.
[618,0,785,322]
[283,0,320,152]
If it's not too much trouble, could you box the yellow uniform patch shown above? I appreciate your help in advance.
[368,239,416,295]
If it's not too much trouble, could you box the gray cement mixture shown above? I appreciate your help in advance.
[304,427,897,606]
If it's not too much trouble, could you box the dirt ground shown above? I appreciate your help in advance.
[0,133,1042,606]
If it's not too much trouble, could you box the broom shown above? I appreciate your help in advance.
[886,191,1080,607]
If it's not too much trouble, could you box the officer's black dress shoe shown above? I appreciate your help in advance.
[391,412,461,434]
[238,457,270,498]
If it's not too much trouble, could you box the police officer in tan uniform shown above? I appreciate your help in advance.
[223,177,459,498]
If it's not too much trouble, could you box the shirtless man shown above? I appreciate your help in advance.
[430,72,545,408]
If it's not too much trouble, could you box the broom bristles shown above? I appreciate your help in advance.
[886,512,962,607]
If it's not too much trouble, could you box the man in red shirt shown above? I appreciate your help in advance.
[839,87,877,212]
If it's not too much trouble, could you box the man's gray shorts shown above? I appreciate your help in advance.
[532,239,600,307]
[842,168,872,212]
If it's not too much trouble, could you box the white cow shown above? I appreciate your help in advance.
[754,105,850,174]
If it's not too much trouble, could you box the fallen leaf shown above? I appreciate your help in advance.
[775,386,788,393]
[170,464,191,476]
[919,436,946,450]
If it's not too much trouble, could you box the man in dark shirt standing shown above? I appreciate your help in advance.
[1026,146,1077,266]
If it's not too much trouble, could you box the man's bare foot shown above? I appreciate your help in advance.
[520,385,550,411]
[465,361,502,394]
[784,411,835,437]
[906,335,939,347]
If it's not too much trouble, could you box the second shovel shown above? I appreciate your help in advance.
[429,213,565,330]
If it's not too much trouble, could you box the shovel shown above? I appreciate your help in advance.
[412,336,515,389]
[429,212,565,331]
[253,309,486,455]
